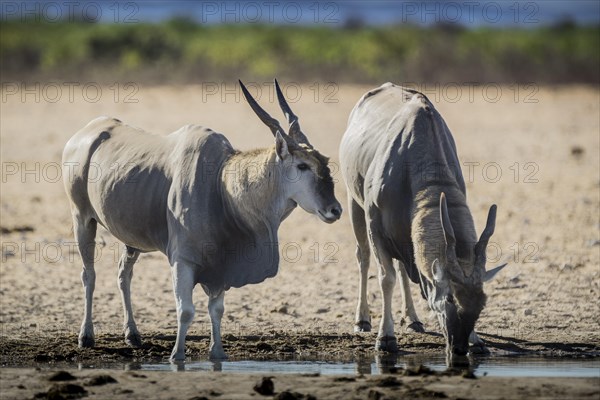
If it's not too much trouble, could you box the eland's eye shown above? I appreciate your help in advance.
[297,163,309,171]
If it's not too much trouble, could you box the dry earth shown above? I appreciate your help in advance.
[1,367,599,400]
[1,83,599,398]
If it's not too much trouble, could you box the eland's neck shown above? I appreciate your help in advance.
[411,186,477,280]
[220,147,293,232]
[411,205,446,282]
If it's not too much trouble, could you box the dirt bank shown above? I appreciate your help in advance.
[1,84,599,397]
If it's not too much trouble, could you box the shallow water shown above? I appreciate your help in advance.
[38,355,600,378]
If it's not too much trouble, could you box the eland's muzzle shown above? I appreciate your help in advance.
[452,346,468,356]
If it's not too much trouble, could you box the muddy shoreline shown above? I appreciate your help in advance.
[2,330,598,367]
[2,85,599,399]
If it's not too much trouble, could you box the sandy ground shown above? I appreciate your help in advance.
[1,367,599,400]
[1,83,599,398]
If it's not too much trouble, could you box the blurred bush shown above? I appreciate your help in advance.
[1,19,598,83]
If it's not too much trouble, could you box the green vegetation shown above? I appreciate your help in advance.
[1,20,598,83]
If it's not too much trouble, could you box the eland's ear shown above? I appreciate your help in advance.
[484,263,507,282]
[275,131,290,160]
[431,259,450,304]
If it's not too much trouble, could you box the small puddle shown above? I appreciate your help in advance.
[28,355,600,378]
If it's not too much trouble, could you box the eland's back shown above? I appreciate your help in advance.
[340,83,465,209]
[62,116,232,254]
[340,83,470,272]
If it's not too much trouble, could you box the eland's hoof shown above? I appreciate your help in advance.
[125,333,143,348]
[170,352,186,362]
[406,321,425,333]
[78,335,95,348]
[209,348,228,360]
[376,336,398,353]
[354,320,372,332]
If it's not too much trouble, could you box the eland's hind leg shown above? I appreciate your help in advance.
[349,198,371,332]
[117,246,141,347]
[74,216,97,348]
[396,260,424,333]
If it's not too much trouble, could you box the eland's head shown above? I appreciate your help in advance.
[426,193,506,359]
[240,79,342,223]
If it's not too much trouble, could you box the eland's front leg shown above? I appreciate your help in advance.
[170,262,195,362]
[208,291,227,359]
[349,199,372,332]
[117,246,141,347]
[74,217,97,348]
[370,235,398,352]
[376,258,398,352]
[355,244,372,332]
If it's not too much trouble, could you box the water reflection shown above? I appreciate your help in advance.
[65,355,599,377]
[446,353,470,368]
[211,360,223,372]
[354,355,372,375]
[374,353,398,373]
[170,361,184,372]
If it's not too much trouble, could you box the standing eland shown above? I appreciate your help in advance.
[339,83,506,361]
[62,79,342,361]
